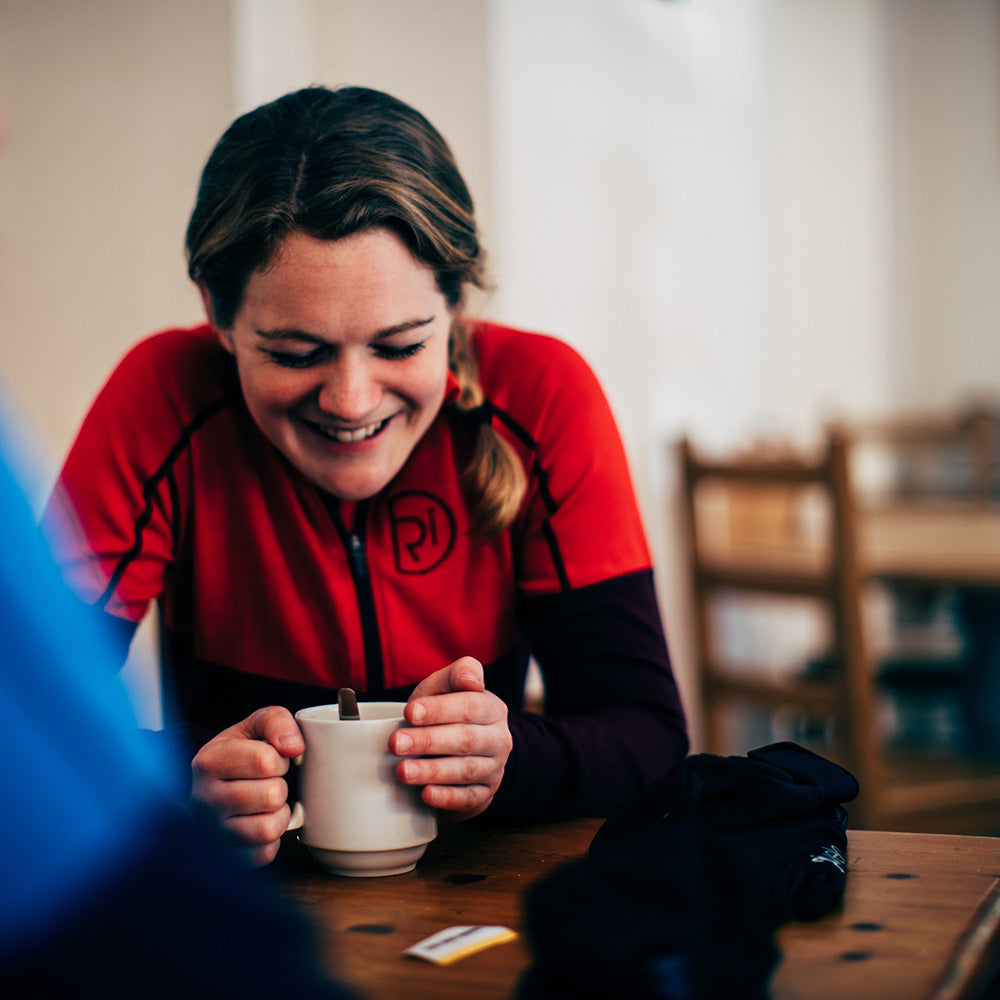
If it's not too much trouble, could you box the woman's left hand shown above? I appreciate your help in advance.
[389,656,512,818]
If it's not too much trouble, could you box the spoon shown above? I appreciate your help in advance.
[338,686,360,721]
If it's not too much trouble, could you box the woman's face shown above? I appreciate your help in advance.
[213,228,453,501]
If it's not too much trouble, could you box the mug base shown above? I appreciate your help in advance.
[305,842,430,877]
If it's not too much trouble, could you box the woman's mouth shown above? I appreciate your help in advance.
[305,416,392,443]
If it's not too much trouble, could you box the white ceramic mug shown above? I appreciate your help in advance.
[286,702,437,877]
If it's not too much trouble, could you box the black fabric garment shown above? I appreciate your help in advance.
[519,742,858,1000]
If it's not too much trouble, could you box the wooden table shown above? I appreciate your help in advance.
[774,829,1000,1000]
[263,819,1000,1000]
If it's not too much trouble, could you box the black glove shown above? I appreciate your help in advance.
[520,742,858,1000]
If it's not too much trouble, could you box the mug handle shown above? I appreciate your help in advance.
[286,753,305,832]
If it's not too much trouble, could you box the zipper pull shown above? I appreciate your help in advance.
[348,533,368,578]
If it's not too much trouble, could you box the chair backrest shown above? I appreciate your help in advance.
[678,431,882,826]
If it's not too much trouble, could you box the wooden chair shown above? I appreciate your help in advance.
[678,429,1000,833]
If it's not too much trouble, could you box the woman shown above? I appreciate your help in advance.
[45,86,688,866]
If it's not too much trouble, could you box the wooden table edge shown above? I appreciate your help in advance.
[929,878,1000,1000]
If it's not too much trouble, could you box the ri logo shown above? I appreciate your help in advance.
[388,490,457,574]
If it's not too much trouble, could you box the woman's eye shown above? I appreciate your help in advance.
[264,349,323,369]
[374,342,425,361]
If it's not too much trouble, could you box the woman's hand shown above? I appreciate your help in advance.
[190,706,304,867]
[389,656,512,819]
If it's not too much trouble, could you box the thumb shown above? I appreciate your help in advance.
[239,705,304,758]
[409,656,484,699]
[450,656,485,692]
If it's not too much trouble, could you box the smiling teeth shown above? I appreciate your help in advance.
[315,419,387,443]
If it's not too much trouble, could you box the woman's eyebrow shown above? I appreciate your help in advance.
[373,316,436,339]
[255,328,324,342]
[255,316,436,343]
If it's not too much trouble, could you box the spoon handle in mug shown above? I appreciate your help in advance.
[338,687,360,720]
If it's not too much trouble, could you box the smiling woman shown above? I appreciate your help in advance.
[214,229,452,502]
[43,85,688,867]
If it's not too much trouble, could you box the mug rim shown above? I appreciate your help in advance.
[295,701,406,723]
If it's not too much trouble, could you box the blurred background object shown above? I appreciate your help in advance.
[680,414,1000,834]
[2,1,999,798]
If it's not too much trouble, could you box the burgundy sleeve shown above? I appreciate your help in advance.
[484,569,688,823]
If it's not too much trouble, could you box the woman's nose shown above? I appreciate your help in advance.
[317,356,382,421]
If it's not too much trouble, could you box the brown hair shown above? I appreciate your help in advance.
[186,86,525,534]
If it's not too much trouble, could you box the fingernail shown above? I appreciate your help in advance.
[276,732,302,750]
[395,732,412,753]
[401,760,418,781]
[410,702,427,724]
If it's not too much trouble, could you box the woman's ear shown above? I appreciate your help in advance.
[196,281,235,354]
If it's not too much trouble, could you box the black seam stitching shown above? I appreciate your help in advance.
[95,393,238,610]
[486,399,570,593]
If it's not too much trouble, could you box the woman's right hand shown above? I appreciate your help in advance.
[190,706,304,867]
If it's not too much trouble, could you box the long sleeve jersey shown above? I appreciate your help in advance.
[44,320,687,821]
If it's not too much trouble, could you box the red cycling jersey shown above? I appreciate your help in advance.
[45,320,687,821]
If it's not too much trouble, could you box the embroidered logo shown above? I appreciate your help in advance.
[388,490,456,574]
[809,843,846,874]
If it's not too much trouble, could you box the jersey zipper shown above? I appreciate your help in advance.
[327,498,387,696]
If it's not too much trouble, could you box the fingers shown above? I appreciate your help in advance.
[396,748,499,789]
[394,722,511,803]
[224,800,293,847]
[190,706,301,866]
[192,772,291,822]
[237,842,283,869]
[418,780,496,815]
[398,755,502,818]
[401,692,500,736]
[393,664,513,820]
[392,715,509,758]
[391,678,509,760]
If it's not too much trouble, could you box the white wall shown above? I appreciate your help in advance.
[762,0,892,429]
[0,0,231,482]
[884,0,1000,408]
